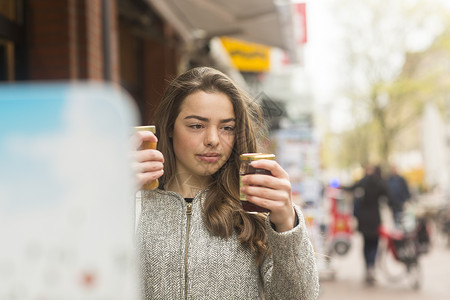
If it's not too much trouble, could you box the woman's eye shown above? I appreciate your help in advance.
[189,124,203,129]
[223,125,235,132]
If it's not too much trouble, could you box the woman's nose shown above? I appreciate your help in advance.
[204,127,220,147]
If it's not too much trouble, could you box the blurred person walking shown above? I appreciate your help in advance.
[386,165,411,225]
[343,165,390,285]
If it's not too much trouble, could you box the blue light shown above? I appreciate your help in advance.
[329,178,340,188]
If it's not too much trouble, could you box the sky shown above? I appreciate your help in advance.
[302,0,350,132]
[301,0,450,133]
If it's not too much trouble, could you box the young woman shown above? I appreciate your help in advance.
[133,67,319,299]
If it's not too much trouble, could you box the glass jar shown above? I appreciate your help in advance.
[134,125,159,190]
[239,153,275,213]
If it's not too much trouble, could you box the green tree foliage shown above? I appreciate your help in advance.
[323,0,450,170]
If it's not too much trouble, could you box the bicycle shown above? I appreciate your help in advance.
[376,213,430,290]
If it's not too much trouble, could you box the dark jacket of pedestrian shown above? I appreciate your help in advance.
[342,165,390,284]
[344,166,389,238]
[356,170,389,237]
[386,172,410,213]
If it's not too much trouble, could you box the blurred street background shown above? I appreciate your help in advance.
[318,199,450,300]
[2,0,450,298]
[319,232,450,300]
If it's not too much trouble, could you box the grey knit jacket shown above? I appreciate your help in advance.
[137,189,319,300]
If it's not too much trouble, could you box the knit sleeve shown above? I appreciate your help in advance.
[260,205,320,300]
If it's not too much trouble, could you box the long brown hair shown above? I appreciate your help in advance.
[152,67,268,264]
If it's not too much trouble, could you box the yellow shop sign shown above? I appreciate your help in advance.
[221,37,271,72]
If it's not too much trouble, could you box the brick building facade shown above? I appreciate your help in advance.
[0,0,181,124]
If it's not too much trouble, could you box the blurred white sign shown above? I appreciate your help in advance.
[0,83,140,299]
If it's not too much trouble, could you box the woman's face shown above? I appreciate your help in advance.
[172,90,236,178]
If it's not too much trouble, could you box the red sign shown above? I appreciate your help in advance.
[294,3,307,44]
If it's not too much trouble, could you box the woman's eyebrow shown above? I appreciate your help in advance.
[184,115,208,122]
[184,115,235,123]
[220,118,236,123]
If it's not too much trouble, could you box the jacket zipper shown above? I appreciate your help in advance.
[184,202,192,300]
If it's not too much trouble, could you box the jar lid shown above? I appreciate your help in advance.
[134,125,156,133]
[240,153,275,160]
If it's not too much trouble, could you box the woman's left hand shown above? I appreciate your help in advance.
[240,159,296,232]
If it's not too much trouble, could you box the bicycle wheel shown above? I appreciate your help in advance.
[377,238,408,283]
[406,261,421,290]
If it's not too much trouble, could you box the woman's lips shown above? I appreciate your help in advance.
[197,153,220,162]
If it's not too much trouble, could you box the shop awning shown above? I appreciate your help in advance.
[146,0,296,52]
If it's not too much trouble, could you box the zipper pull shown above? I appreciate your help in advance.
[186,202,192,215]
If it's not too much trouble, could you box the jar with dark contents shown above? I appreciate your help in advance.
[239,153,275,213]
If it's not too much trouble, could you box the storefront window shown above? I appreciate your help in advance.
[0,0,25,82]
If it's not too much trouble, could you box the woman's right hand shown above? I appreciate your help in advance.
[132,130,164,190]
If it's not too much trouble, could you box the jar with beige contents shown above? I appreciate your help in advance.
[134,125,159,190]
